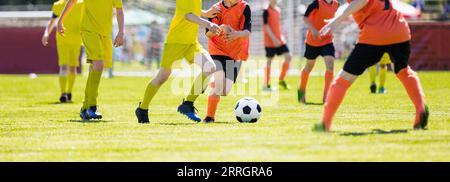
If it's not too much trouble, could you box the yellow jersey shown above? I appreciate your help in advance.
[165,0,202,44]
[53,0,83,43]
[81,0,123,36]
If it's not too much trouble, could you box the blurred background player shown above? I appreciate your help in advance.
[58,0,124,121]
[369,53,391,94]
[315,0,429,132]
[262,0,292,91]
[298,0,338,104]
[145,21,163,70]
[41,0,83,103]
[203,0,251,123]
[135,0,221,124]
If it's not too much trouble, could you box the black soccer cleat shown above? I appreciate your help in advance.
[177,100,201,122]
[59,93,68,103]
[135,106,150,124]
[66,93,72,102]
[370,83,377,94]
[414,105,429,130]
[203,116,215,123]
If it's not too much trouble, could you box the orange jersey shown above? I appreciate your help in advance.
[263,6,286,48]
[208,0,251,61]
[349,0,411,45]
[305,0,339,46]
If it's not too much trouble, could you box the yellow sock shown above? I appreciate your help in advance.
[86,69,103,107]
[369,65,377,84]
[140,82,160,110]
[59,76,67,94]
[186,73,209,102]
[82,71,92,110]
[379,65,387,88]
[67,73,76,93]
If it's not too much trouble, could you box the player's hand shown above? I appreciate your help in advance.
[114,31,124,47]
[311,29,321,41]
[203,6,221,18]
[224,30,241,42]
[320,18,339,37]
[41,34,49,46]
[273,39,282,47]
[57,21,65,37]
[208,22,222,35]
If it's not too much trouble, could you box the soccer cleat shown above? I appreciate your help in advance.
[177,100,201,122]
[312,122,327,132]
[66,93,72,102]
[278,80,291,90]
[135,105,150,124]
[262,84,272,91]
[79,109,91,121]
[59,93,68,103]
[86,106,102,119]
[414,105,429,130]
[203,116,215,123]
[370,83,377,94]
[297,90,306,104]
[378,87,387,94]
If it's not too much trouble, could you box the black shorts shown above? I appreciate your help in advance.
[344,41,410,75]
[265,45,290,58]
[304,43,335,60]
[211,55,242,83]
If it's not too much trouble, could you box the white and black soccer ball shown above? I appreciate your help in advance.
[234,97,262,123]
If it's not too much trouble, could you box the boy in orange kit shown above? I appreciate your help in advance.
[315,0,429,132]
[298,0,339,104]
[203,0,251,122]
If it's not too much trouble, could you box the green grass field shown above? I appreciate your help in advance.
[1,61,449,161]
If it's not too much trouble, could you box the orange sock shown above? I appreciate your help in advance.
[265,66,271,86]
[396,67,426,125]
[299,70,310,91]
[207,95,220,119]
[279,62,290,81]
[322,77,351,131]
[323,71,334,102]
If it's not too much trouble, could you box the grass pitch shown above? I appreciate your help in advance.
[0,62,449,161]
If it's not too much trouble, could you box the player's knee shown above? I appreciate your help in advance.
[68,67,77,74]
[380,64,387,69]
[59,65,68,75]
[325,60,334,71]
[284,53,292,62]
[203,61,216,76]
[266,59,273,66]
[92,61,104,71]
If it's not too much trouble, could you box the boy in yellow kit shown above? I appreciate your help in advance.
[41,0,83,103]
[369,53,391,94]
[135,0,221,123]
[57,0,124,121]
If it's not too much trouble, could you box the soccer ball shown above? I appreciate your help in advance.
[234,97,262,123]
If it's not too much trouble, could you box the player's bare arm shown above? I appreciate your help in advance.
[202,6,220,18]
[225,28,250,43]
[41,18,56,46]
[303,16,320,41]
[56,0,77,36]
[263,24,281,47]
[320,0,368,36]
[114,8,124,48]
[185,13,221,35]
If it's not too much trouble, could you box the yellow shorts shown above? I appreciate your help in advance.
[379,53,392,65]
[160,43,203,69]
[81,31,113,68]
[56,34,82,67]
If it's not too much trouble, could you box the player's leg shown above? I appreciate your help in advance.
[314,44,383,132]
[278,46,292,90]
[298,59,315,103]
[323,56,335,103]
[264,56,274,91]
[299,44,320,103]
[389,41,428,129]
[321,44,336,102]
[378,63,387,94]
[66,66,77,101]
[178,48,216,122]
[369,64,377,93]
[136,44,181,123]
[58,65,69,102]
[84,60,104,119]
